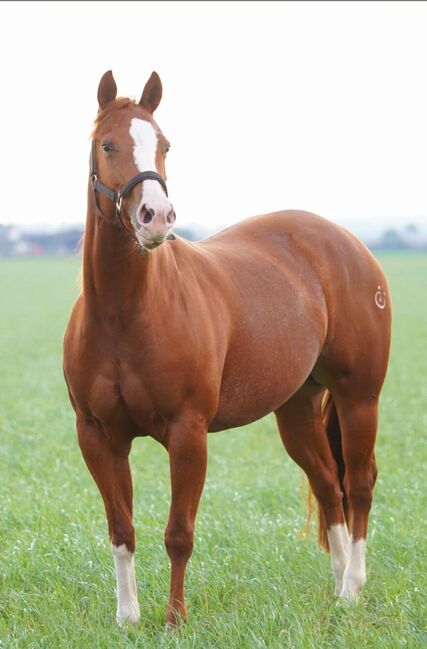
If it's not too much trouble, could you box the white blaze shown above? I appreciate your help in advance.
[129,118,170,217]
[111,544,140,625]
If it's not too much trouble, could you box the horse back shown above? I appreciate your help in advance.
[198,210,391,422]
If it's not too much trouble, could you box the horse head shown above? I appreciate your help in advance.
[92,70,176,249]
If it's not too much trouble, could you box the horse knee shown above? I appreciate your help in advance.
[164,522,194,562]
[346,482,373,514]
[343,454,377,514]
[311,474,342,511]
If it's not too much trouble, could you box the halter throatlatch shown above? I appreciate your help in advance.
[90,140,172,242]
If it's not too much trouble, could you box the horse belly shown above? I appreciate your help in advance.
[209,320,323,432]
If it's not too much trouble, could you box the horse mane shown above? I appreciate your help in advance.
[92,97,136,135]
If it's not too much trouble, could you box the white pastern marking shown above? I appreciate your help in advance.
[327,524,350,596]
[375,285,386,309]
[111,544,140,624]
[129,118,171,216]
[340,538,366,600]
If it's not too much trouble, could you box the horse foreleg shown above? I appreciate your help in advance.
[76,418,139,625]
[164,414,207,626]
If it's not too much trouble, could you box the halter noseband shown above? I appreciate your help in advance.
[90,140,170,241]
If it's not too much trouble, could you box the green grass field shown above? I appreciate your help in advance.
[0,253,426,648]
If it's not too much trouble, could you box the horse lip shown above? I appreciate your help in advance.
[136,232,166,249]
[140,233,166,244]
[131,216,167,244]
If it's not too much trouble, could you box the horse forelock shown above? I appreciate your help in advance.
[92,98,137,136]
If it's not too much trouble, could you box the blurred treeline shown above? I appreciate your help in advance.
[0,222,425,257]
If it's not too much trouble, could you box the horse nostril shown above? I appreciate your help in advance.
[142,205,155,224]
[166,209,176,225]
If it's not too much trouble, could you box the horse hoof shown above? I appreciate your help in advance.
[116,604,141,626]
[165,604,188,628]
[337,589,361,605]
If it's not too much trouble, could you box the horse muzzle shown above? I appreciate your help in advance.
[133,203,176,248]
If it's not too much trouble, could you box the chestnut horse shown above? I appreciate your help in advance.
[63,70,391,626]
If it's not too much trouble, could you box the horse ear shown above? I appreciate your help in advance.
[97,70,117,109]
[139,71,162,114]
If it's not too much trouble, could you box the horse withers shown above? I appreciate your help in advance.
[63,70,391,626]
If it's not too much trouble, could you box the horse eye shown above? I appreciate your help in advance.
[165,146,170,155]
[102,143,114,153]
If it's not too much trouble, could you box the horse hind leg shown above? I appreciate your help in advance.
[334,395,379,600]
[275,379,350,596]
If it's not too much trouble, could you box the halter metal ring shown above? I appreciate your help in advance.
[116,195,123,214]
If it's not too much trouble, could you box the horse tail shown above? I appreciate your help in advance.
[314,390,349,552]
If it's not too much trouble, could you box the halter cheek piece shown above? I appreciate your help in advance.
[90,140,174,242]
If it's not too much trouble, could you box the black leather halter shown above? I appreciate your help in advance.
[90,140,171,242]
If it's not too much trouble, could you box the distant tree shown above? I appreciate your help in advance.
[376,228,409,250]
[405,223,418,234]
[174,226,206,241]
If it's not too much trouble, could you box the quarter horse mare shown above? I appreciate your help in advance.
[63,71,391,626]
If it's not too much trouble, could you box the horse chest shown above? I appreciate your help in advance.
[74,337,187,437]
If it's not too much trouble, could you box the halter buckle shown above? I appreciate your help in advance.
[116,195,123,215]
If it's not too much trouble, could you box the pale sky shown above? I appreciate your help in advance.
[1,1,427,237]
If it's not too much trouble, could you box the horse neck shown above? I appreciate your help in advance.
[82,187,148,312]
